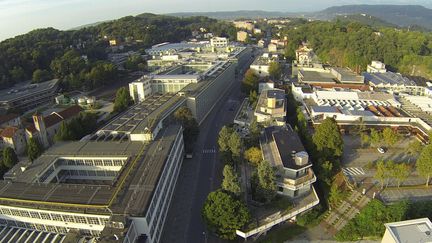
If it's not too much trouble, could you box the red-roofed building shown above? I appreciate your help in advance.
[25,106,82,148]
[0,126,26,154]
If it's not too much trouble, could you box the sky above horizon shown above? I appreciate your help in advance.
[0,0,431,41]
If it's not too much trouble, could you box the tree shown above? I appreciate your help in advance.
[113,87,133,113]
[32,69,52,83]
[3,147,18,169]
[382,128,400,147]
[268,61,282,80]
[202,190,250,239]
[241,69,259,94]
[218,126,233,152]
[329,183,344,207]
[248,90,258,108]
[228,131,242,159]
[312,118,344,160]
[257,160,277,202]
[416,144,432,187]
[406,140,423,156]
[369,129,383,147]
[87,62,117,87]
[244,147,262,166]
[174,107,199,149]
[360,132,370,147]
[375,159,388,189]
[27,137,43,162]
[392,163,410,188]
[222,165,241,196]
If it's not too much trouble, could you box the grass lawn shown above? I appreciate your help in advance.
[257,223,306,243]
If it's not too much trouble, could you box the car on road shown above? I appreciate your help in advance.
[377,147,386,154]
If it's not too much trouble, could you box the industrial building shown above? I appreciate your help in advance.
[0,92,187,243]
[0,79,59,112]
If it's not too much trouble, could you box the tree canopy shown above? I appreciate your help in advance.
[256,160,277,203]
[222,165,241,196]
[244,147,262,166]
[241,69,259,94]
[312,118,344,160]
[27,137,43,162]
[202,190,250,239]
[416,144,432,187]
[55,112,98,141]
[268,61,282,80]
[113,87,133,113]
[3,147,18,169]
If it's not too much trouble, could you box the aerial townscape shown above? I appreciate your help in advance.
[0,1,432,243]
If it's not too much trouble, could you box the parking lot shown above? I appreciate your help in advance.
[342,135,416,169]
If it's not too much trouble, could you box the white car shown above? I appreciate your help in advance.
[377,147,386,154]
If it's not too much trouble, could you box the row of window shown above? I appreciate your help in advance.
[55,158,125,167]
[0,207,108,226]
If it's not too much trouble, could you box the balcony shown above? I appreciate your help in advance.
[277,168,316,190]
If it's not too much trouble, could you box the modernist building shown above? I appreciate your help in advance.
[382,218,432,243]
[364,71,426,96]
[0,93,186,243]
[0,79,59,112]
[254,88,286,125]
[260,125,317,198]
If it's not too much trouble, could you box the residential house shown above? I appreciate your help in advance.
[254,88,286,125]
[0,127,26,155]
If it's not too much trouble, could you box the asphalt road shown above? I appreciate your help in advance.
[161,53,255,243]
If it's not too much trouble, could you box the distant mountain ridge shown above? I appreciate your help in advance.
[316,5,432,30]
[168,5,432,30]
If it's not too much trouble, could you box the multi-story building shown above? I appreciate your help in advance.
[210,37,228,48]
[382,218,432,243]
[364,71,426,96]
[233,21,254,31]
[0,126,26,154]
[254,88,286,125]
[0,93,186,243]
[260,125,317,198]
[250,53,279,77]
[0,79,59,112]
[367,61,387,73]
[237,31,249,42]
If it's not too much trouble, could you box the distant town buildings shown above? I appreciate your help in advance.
[237,31,249,42]
[233,20,254,31]
[210,37,228,48]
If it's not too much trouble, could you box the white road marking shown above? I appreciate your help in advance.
[342,167,365,176]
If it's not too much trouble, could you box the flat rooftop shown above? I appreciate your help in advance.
[363,72,417,87]
[0,79,59,102]
[96,93,183,137]
[0,124,182,216]
[385,218,432,243]
[300,70,336,83]
[261,126,311,170]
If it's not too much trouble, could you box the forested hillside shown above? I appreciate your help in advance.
[0,14,235,91]
[283,21,432,79]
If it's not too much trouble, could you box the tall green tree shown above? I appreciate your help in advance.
[202,190,250,240]
[27,137,43,162]
[228,131,243,159]
[218,126,233,152]
[375,159,388,189]
[113,87,133,113]
[222,165,241,196]
[406,140,423,156]
[369,129,383,147]
[257,160,277,203]
[312,118,344,160]
[382,128,400,147]
[3,147,18,169]
[174,107,199,150]
[268,61,282,80]
[392,163,410,188]
[241,69,259,94]
[416,144,432,187]
[32,69,52,83]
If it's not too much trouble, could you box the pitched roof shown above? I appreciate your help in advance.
[44,105,82,128]
[0,126,19,138]
[0,114,19,125]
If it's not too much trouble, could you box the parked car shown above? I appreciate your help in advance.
[377,147,386,154]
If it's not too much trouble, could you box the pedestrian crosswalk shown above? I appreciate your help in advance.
[342,167,365,176]
[202,148,216,154]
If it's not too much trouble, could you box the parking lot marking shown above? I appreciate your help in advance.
[202,149,216,154]
[342,167,365,176]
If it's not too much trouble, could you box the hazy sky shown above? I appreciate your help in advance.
[0,0,431,41]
